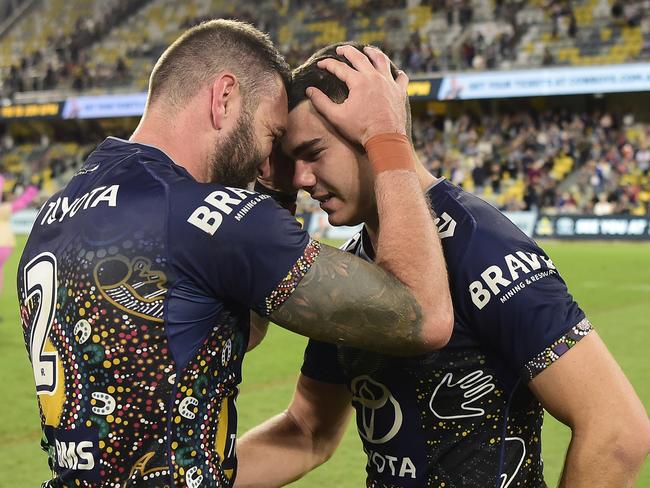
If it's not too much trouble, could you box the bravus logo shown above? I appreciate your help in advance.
[468,251,556,310]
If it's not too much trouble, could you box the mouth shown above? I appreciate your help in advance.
[312,192,334,207]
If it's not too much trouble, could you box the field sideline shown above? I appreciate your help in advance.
[1,236,648,486]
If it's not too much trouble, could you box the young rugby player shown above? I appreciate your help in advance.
[236,44,650,488]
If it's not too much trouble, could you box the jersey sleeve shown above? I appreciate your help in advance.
[301,339,347,384]
[171,185,321,316]
[455,224,592,382]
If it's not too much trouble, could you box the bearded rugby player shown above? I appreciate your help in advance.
[236,44,650,488]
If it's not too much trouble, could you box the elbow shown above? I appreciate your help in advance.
[313,439,338,466]
[421,301,454,351]
[385,292,453,356]
[622,417,650,468]
[590,416,650,472]
[395,306,453,356]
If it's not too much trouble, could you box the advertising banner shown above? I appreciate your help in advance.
[436,63,650,100]
[502,211,538,238]
[0,101,62,120]
[534,214,650,240]
[62,93,148,119]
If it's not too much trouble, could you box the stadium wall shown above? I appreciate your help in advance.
[298,210,650,241]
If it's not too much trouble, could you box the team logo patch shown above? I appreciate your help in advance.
[435,212,457,239]
[94,256,167,322]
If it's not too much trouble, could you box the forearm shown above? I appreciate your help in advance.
[235,412,324,488]
[373,168,452,348]
[270,244,430,355]
[558,428,648,488]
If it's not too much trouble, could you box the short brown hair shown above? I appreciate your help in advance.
[289,42,411,138]
[147,19,290,111]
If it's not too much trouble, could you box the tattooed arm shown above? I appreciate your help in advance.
[269,244,428,355]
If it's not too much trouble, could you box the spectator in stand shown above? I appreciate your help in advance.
[0,177,38,310]
[542,46,554,65]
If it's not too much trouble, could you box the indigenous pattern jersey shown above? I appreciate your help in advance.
[302,179,592,488]
[18,137,320,488]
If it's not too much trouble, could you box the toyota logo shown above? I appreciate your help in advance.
[351,375,403,444]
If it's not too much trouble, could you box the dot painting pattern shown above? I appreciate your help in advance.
[522,318,593,381]
[19,231,254,487]
[262,239,321,316]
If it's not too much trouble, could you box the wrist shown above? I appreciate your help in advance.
[363,124,406,147]
[364,133,415,174]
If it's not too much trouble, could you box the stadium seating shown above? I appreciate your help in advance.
[2,0,650,98]
[0,1,649,217]
[410,110,650,215]
[2,109,647,216]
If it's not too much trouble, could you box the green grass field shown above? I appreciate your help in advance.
[1,236,648,486]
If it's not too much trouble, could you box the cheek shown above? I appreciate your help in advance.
[354,158,376,202]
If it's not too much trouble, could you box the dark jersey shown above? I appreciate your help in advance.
[302,179,591,488]
[18,137,320,488]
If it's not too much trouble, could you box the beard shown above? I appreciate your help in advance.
[208,109,265,188]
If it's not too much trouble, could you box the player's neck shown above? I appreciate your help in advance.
[365,161,438,251]
[130,109,211,183]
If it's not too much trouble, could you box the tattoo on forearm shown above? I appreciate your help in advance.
[270,245,423,353]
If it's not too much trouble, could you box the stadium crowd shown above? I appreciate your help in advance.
[1,0,649,218]
[3,0,650,98]
[2,109,648,217]
[1,0,140,96]
[410,109,650,215]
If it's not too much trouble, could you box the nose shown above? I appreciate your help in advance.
[293,160,317,191]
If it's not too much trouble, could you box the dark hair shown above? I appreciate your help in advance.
[148,19,290,111]
[289,42,411,137]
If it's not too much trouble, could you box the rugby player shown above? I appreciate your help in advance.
[236,44,650,487]
[17,24,454,487]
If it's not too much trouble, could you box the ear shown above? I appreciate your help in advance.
[210,72,239,130]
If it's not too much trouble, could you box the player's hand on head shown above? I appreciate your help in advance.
[256,145,297,195]
[307,45,409,147]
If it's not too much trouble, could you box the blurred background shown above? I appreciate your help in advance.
[0,0,648,486]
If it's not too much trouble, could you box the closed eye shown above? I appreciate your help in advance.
[303,149,323,162]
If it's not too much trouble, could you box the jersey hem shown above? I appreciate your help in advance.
[521,317,593,381]
[259,238,322,316]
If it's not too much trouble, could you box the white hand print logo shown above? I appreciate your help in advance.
[351,375,403,444]
[429,370,496,419]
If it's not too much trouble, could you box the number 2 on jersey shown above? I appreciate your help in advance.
[24,252,59,395]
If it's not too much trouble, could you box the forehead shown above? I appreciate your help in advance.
[282,101,331,153]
